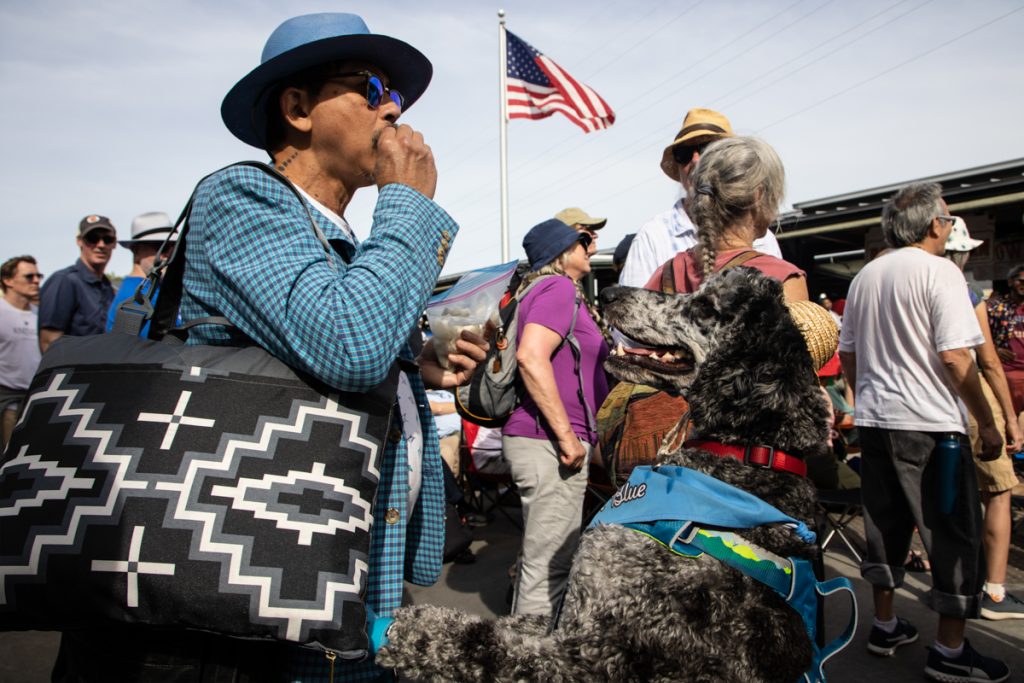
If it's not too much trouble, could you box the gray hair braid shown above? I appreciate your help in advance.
[685,136,786,277]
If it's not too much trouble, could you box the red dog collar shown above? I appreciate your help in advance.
[683,439,807,478]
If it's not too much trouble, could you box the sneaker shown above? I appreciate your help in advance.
[867,617,919,656]
[924,639,1009,682]
[980,591,1024,620]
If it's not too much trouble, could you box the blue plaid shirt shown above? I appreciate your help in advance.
[181,165,453,681]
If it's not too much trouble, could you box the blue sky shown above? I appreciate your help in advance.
[2,0,1023,279]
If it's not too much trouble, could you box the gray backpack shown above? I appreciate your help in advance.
[455,274,592,431]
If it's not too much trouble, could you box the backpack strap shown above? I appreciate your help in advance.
[660,259,679,295]
[114,161,341,341]
[564,292,597,437]
[716,249,760,272]
[656,249,759,297]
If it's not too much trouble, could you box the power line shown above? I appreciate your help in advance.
[441,0,817,210]
[754,4,1024,133]
[476,0,943,214]
[714,0,933,111]
[541,3,1024,219]
[576,1,707,82]
[449,2,1018,238]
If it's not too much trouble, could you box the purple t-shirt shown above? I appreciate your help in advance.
[503,276,610,444]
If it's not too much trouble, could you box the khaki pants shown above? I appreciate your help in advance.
[503,435,591,618]
[438,433,461,477]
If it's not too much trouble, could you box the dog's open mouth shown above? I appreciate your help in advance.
[609,342,696,375]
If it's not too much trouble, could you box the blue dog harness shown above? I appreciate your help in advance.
[588,465,857,683]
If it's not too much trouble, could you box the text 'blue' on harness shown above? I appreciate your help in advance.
[589,465,858,683]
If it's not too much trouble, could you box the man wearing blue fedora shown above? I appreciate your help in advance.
[52,13,484,683]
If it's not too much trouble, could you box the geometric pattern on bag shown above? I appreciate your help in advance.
[0,336,392,658]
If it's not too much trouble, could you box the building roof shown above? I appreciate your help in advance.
[777,157,1024,239]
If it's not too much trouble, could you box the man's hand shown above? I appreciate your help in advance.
[1005,419,1023,456]
[374,124,437,198]
[996,347,1015,363]
[558,433,587,469]
[418,329,488,390]
[976,423,1004,461]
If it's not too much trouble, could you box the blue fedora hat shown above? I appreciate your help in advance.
[221,13,432,149]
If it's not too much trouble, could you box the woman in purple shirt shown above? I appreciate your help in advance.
[504,218,610,617]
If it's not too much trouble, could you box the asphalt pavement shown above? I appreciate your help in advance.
[3,501,1023,682]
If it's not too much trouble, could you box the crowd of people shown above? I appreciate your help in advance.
[2,10,1023,683]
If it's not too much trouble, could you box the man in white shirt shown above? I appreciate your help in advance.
[0,255,42,447]
[839,182,1009,683]
[618,108,782,287]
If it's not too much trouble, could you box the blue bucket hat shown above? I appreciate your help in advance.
[221,13,433,149]
[523,219,583,271]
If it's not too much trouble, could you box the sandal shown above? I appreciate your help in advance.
[904,550,930,573]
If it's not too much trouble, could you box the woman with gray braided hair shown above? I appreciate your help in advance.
[644,136,809,302]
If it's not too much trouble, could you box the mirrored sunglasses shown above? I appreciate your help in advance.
[327,71,404,111]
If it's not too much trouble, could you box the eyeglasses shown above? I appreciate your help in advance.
[83,232,116,246]
[326,71,403,111]
[21,273,44,281]
[935,215,956,225]
[672,141,712,165]
[578,233,593,250]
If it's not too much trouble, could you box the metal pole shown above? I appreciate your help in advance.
[498,9,510,263]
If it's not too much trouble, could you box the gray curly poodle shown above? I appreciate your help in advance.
[377,268,833,682]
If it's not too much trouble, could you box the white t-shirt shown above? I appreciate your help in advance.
[0,298,41,391]
[838,247,983,433]
[618,198,783,287]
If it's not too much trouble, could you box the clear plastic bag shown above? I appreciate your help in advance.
[426,261,518,368]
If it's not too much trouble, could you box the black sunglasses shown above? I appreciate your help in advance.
[672,141,712,165]
[83,232,116,246]
[578,233,593,250]
[22,273,44,281]
[326,71,404,111]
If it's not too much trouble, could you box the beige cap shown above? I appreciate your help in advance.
[554,207,607,230]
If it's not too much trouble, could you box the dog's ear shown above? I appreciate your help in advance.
[689,269,831,454]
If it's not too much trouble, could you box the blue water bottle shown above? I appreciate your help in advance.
[936,434,961,514]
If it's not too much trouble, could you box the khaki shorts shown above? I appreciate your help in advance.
[967,375,1020,493]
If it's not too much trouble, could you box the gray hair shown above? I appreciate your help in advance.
[945,250,970,271]
[1008,264,1024,282]
[685,136,786,276]
[881,182,943,248]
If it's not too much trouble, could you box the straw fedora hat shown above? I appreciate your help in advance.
[221,13,432,149]
[660,108,734,180]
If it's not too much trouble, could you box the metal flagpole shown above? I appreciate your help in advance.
[498,9,510,262]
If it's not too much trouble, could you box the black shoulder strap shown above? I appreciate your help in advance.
[114,161,341,340]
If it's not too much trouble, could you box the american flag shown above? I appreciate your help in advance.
[505,31,615,133]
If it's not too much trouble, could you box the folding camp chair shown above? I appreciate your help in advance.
[459,421,522,530]
[815,488,864,562]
